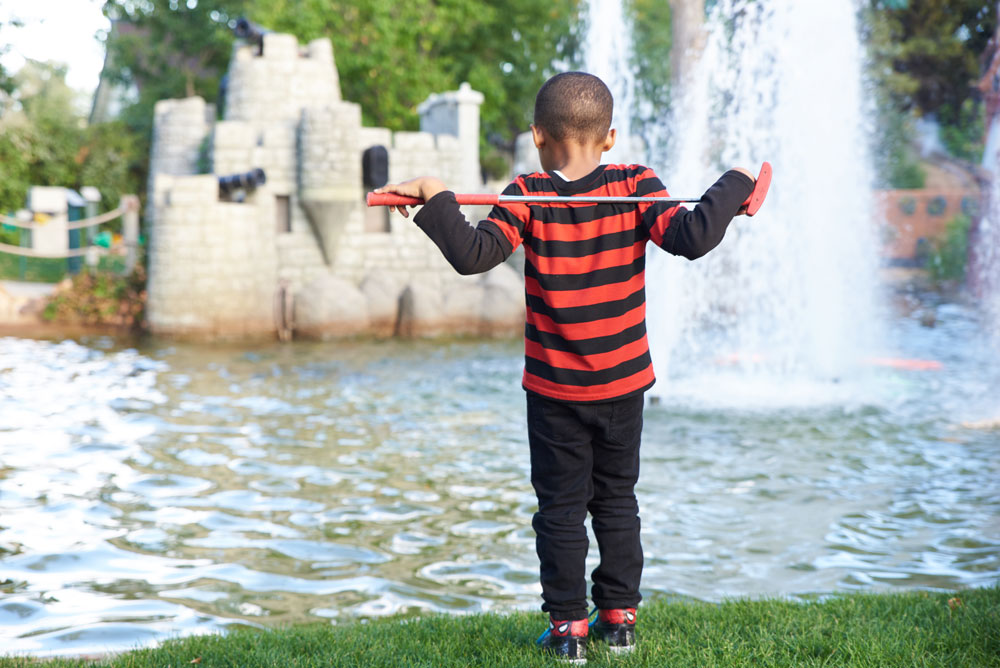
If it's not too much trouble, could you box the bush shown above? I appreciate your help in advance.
[41,263,147,330]
[926,213,971,282]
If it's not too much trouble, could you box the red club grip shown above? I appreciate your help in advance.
[742,161,772,217]
[366,192,501,207]
[366,192,424,207]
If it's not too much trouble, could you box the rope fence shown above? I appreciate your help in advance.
[0,196,140,270]
[0,204,133,231]
[0,240,112,259]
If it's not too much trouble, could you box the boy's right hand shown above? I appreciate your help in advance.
[373,177,447,218]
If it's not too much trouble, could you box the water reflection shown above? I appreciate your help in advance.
[1,296,998,656]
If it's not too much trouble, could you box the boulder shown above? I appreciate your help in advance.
[294,273,369,339]
[480,264,524,336]
[397,281,447,337]
[359,272,402,337]
[0,285,46,326]
[397,265,524,338]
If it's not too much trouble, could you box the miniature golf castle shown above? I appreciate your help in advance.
[147,28,522,339]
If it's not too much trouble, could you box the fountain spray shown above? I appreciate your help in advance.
[635,0,884,401]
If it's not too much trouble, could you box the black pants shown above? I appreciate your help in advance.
[526,392,644,621]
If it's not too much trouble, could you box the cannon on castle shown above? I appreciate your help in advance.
[233,17,269,52]
[218,168,266,200]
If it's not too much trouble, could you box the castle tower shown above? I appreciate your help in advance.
[418,82,485,192]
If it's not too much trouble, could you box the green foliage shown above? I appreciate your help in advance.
[0,249,67,283]
[869,0,994,116]
[927,213,972,282]
[0,130,32,213]
[41,264,147,330]
[865,0,995,164]
[101,0,241,207]
[102,0,240,122]
[887,154,926,189]
[2,588,997,667]
[628,0,673,136]
[0,61,144,215]
[103,0,581,159]
[868,87,926,189]
[938,98,986,164]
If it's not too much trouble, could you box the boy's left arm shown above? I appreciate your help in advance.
[643,169,755,260]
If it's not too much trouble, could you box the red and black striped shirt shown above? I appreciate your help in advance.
[413,164,753,402]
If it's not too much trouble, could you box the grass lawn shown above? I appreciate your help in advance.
[0,253,67,283]
[0,254,127,283]
[2,587,997,667]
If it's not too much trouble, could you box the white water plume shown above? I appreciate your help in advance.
[978,115,1000,343]
[583,0,643,164]
[633,0,885,398]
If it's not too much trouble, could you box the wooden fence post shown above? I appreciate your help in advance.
[121,195,141,275]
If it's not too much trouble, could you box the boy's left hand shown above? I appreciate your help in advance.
[373,177,447,218]
[731,167,756,215]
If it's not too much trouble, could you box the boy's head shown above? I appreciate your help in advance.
[533,72,613,146]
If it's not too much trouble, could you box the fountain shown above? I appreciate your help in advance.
[597,0,884,404]
[581,0,640,164]
[976,16,1000,345]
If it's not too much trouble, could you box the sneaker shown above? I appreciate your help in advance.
[537,616,589,664]
[591,608,636,653]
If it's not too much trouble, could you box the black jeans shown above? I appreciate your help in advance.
[526,392,644,620]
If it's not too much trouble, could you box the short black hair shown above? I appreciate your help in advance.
[533,72,613,144]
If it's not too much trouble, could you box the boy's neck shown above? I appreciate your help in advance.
[539,141,605,181]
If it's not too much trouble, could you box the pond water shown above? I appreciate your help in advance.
[1,290,999,657]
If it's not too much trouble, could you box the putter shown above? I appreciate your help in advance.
[367,162,772,217]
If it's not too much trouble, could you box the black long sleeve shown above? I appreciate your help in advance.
[412,191,511,275]
[658,170,755,260]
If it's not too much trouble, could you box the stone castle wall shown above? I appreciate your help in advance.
[146,31,522,340]
[146,175,277,338]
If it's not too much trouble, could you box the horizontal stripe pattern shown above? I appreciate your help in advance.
[501,164,667,402]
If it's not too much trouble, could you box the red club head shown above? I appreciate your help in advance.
[743,162,772,217]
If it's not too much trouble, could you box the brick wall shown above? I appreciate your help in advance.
[877,189,979,264]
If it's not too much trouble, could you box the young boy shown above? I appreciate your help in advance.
[375,71,755,663]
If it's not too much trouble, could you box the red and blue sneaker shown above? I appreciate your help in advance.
[591,608,636,653]
[537,616,589,664]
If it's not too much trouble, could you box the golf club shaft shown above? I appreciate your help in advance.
[367,162,772,216]
[365,193,699,207]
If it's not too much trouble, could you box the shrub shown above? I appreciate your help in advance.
[926,213,971,282]
[42,263,147,330]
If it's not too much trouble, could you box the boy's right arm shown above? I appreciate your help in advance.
[375,178,524,276]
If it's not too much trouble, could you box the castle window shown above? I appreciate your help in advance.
[276,195,291,233]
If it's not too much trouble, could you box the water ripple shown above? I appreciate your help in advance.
[2,316,999,656]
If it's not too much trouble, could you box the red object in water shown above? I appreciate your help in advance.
[866,357,944,371]
[366,162,773,216]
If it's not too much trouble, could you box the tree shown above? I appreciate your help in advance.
[0,61,143,214]
[867,0,996,163]
[100,0,241,187]
[101,0,581,178]
[628,0,674,140]
[245,0,581,167]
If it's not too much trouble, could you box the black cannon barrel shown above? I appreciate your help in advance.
[218,168,266,198]
[234,17,269,49]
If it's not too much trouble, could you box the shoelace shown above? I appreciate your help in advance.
[535,607,598,645]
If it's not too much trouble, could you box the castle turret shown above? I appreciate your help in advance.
[417,82,485,192]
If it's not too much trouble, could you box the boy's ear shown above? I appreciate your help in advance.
[531,124,546,149]
[601,128,617,153]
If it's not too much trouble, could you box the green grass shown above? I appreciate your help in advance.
[3,588,997,667]
[0,253,127,283]
[0,252,67,282]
